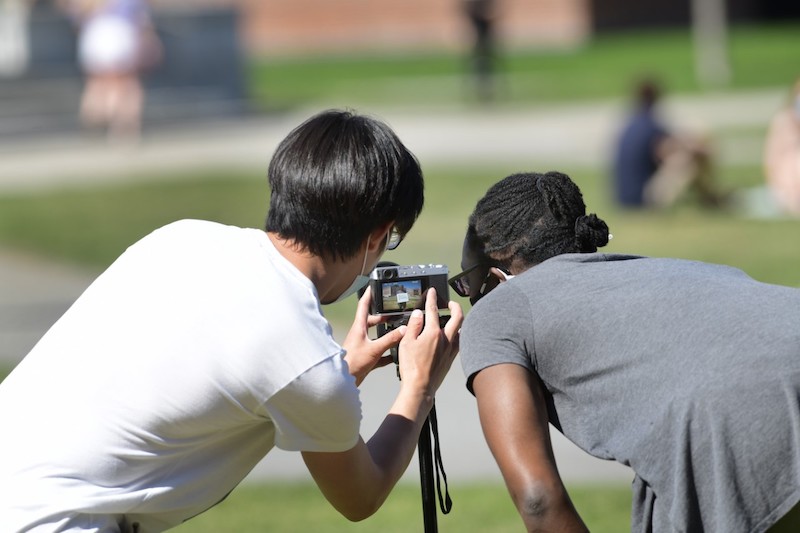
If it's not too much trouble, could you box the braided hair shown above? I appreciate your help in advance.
[468,171,610,267]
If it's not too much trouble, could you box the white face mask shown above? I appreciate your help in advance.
[328,236,373,304]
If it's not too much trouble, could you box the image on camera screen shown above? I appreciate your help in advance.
[381,280,423,312]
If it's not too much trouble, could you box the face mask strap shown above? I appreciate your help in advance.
[360,235,371,276]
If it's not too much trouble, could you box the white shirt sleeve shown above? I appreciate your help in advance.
[264,355,362,452]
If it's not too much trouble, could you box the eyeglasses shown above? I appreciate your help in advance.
[448,263,513,298]
[386,226,403,251]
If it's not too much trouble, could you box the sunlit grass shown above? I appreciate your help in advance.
[168,481,631,533]
[0,163,797,338]
[2,23,797,530]
[249,23,800,110]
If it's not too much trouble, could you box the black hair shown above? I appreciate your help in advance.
[266,109,424,261]
[635,76,662,110]
[467,171,609,267]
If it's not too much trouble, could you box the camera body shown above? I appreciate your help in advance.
[368,264,450,317]
[368,263,451,366]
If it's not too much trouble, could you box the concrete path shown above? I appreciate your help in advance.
[0,88,780,191]
[0,89,783,485]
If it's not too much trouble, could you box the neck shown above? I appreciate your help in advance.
[266,232,359,303]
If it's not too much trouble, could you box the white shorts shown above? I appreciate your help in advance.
[78,15,140,75]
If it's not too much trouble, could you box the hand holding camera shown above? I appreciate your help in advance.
[395,287,463,401]
[344,262,462,528]
[368,263,462,396]
[342,263,463,389]
[341,286,407,386]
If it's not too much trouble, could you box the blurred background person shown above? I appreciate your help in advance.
[0,0,32,77]
[763,76,800,217]
[462,0,497,103]
[612,77,726,209]
[60,0,161,143]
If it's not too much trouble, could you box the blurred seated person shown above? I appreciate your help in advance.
[763,76,800,216]
[613,78,725,209]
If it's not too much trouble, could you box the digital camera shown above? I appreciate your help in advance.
[368,264,450,317]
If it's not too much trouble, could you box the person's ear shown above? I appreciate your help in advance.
[367,221,394,252]
[488,267,510,283]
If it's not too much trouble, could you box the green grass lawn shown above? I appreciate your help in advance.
[3,168,795,533]
[2,23,799,530]
[0,168,638,530]
[0,163,797,338]
[0,169,270,268]
[249,23,800,110]
[166,481,632,533]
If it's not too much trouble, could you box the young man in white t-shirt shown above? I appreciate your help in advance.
[0,109,463,532]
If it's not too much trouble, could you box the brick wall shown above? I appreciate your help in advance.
[233,0,590,56]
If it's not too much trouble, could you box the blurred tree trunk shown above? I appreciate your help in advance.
[691,0,731,87]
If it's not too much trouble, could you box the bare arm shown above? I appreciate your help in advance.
[302,288,463,521]
[472,363,588,532]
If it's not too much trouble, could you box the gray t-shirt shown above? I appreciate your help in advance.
[460,253,800,532]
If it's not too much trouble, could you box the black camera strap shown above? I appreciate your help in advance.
[428,403,452,514]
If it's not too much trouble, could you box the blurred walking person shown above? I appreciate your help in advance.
[61,0,161,143]
[462,0,497,103]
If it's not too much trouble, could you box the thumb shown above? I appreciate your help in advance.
[373,324,407,355]
[400,309,424,344]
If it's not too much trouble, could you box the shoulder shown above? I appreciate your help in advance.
[528,252,646,276]
[461,282,535,353]
[625,109,668,137]
[139,219,234,244]
[121,220,262,270]
[463,282,525,329]
[460,285,537,393]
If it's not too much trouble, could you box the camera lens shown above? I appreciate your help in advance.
[382,268,398,280]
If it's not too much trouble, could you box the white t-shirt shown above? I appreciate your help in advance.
[0,220,361,532]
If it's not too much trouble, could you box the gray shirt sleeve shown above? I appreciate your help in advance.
[459,284,535,394]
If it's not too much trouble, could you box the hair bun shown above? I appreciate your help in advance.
[574,214,610,252]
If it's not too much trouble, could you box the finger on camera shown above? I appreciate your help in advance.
[401,309,424,340]
[365,314,389,328]
[443,301,464,339]
[376,325,405,351]
[354,287,371,318]
[358,285,371,304]
[423,288,439,330]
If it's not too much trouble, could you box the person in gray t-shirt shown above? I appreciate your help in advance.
[452,171,800,533]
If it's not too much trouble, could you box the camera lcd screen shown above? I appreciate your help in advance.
[380,279,424,312]
[369,264,450,316]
